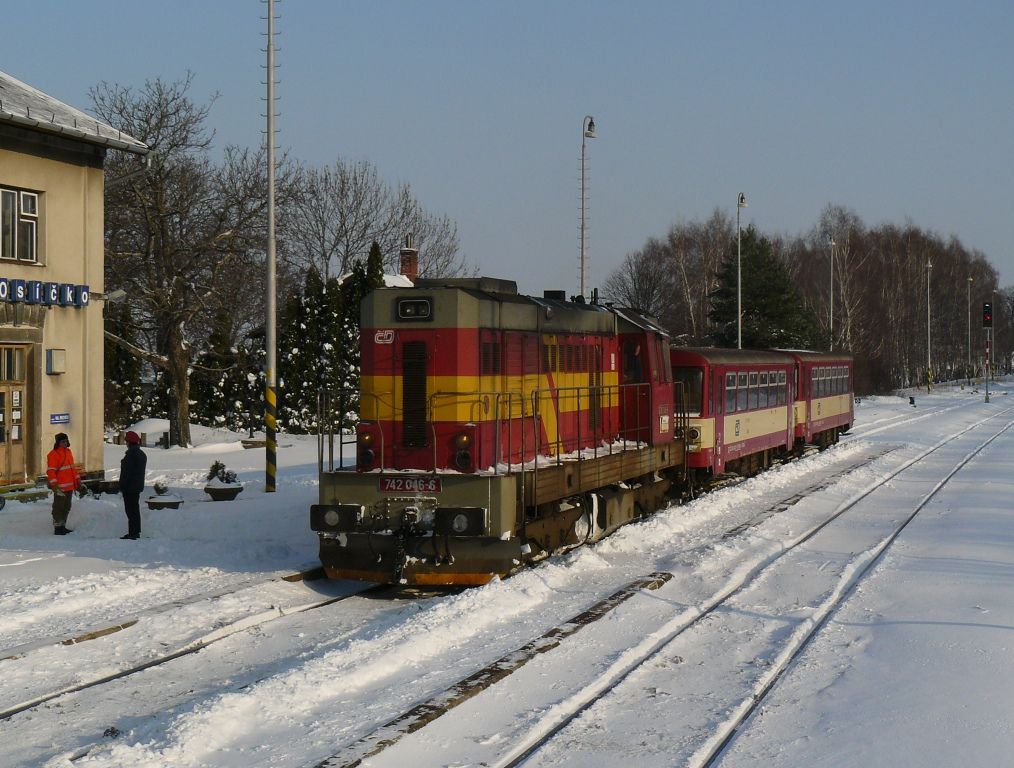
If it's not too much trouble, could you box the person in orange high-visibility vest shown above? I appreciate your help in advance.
[47,432,81,535]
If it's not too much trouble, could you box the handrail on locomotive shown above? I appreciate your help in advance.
[317,380,688,481]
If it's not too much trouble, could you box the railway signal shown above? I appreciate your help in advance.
[983,302,993,328]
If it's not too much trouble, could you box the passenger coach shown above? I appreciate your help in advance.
[671,348,795,481]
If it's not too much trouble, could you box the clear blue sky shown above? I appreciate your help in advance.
[5,1,1013,296]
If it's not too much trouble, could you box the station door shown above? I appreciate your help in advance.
[0,346,28,485]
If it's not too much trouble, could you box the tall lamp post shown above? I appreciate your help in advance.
[926,260,932,393]
[579,115,596,300]
[967,276,973,385]
[737,192,748,349]
[828,235,836,351]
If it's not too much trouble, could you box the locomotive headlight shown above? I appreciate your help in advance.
[688,426,702,442]
[454,430,474,470]
[435,506,487,536]
[358,432,374,447]
[324,509,340,527]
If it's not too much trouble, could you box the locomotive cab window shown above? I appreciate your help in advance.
[396,297,433,321]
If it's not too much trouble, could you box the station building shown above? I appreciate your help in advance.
[0,70,147,487]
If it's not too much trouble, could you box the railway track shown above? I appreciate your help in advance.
[0,568,394,724]
[312,406,1014,768]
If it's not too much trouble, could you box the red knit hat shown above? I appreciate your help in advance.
[125,431,141,445]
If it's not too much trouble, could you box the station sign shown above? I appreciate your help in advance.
[0,279,89,308]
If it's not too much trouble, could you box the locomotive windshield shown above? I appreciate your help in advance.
[672,366,703,416]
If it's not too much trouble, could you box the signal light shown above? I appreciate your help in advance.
[983,302,993,328]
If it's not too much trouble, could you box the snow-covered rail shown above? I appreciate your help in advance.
[330,406,1014,768]
[0,572,377,723]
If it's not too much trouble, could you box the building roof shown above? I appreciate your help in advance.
[336,272,414,288]
[0,69,148,155]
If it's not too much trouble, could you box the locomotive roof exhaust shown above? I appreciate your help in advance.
[400,234,419,283]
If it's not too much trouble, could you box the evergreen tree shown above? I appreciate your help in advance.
[333,242,386,429]
[709,226,822,349]
[278,267,344,432]
[104,302,145,428]
[190,310,235,428]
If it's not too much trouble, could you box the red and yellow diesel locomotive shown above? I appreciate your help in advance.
[311,277,688,585]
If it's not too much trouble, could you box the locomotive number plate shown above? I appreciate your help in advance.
[378,477,442,493]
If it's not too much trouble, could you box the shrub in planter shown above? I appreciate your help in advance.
[205,461,243,501]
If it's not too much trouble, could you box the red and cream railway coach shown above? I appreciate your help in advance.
[788,351,854,448]
[312,278,687,586]
[670,348,795,482]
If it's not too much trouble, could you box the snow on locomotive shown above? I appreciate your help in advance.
[311,277,688,586]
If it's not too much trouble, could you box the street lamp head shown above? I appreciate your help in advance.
[738,192,747,208]
[828,235,836,247]
[584,116,596,139]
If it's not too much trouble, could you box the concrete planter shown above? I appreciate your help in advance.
[204,485,243,502]
[147,496,183,510]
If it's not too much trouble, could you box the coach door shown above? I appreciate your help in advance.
[0,346,28,485]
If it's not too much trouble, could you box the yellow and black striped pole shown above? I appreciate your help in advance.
[265,379,277,492]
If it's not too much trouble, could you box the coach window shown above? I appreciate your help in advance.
[674,366,704,416]
[758,372,769,408]
[736,372,747,411]
[725,373,737,413]
[748,372,758,409]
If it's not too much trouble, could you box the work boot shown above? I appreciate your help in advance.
[54,526,72,535]
[120,533,139,540]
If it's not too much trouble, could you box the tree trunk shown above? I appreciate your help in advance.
[164,324,193,447]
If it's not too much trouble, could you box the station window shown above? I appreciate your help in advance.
[0,347,25,380]
[2,187,40,263]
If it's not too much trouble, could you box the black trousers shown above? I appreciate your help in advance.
[123,492,141,536]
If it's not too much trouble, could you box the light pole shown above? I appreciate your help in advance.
[926,260,932,393]
[579,115,596,300]
[967,276,973,385]
[828,235,836,351]
[737,192,747,349]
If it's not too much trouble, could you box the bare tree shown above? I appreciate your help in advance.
[282,158,466,280]
[602,239,674,321]
[95,74,293,445]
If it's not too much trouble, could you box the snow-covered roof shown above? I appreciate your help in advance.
[336,272,413,288]
[0,69,148,155]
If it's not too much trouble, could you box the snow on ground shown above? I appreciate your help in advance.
[1,382,1012,767]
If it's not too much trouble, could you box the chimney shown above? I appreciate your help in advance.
[399,233,419,283]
